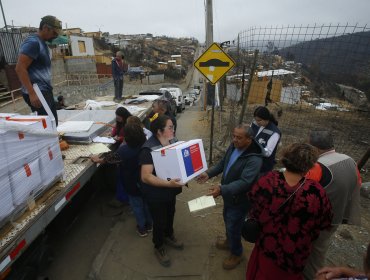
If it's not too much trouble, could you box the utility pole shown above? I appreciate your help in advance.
[203,0,214,111]
[205,0,216,164]
[205,0,213,48]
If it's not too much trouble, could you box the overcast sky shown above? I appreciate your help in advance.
[2,0,370,42]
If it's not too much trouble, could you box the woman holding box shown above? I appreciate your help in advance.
[139,113,184,267]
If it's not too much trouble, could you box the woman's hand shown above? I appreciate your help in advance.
[316,267,346,279]
[168,178,184,188]
[90,155,104,164]
[196,172,209,183]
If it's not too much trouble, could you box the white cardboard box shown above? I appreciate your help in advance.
[0,129,7,171]
[0,168,14,223]
[5,115,54,132]
[0,113,18,120]
[9,154,42,207]
[3,131,53,166]
[151,139,208,184]
[37,141,64,194]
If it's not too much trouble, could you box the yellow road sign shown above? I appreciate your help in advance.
[194,43,235,85]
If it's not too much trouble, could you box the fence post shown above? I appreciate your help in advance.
[238,49,258,124]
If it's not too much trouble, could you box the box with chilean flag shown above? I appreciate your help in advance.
[151,139,208,184]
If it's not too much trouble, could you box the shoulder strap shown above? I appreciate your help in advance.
[276,179,306,211]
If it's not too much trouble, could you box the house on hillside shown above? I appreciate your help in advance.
[70,35,95,56]
[171,54,181,65]
[157,62,168,70]
[64,28,83,36]
[167,60,177,67]
[84,31,102,39]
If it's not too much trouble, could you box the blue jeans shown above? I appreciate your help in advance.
[116,172,129,203]
[23,92,58,126]
[128,195,152,230]
[113,78,123,99]
[223,203,248,256]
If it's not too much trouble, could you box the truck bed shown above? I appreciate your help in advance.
[0,97,154,275]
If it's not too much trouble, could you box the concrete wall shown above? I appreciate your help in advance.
[65,57,97,73]
[281,86,302,104]
[54,83,114,105]
[147,74,164,84]
[51,58,67,85]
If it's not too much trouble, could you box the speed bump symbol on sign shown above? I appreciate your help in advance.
[194,43,235,84]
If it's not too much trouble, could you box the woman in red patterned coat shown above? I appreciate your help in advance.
[246,143,333,280]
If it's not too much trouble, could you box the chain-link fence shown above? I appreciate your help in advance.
[221,24,370,175]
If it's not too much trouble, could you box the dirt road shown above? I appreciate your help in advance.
[37,100,250,280]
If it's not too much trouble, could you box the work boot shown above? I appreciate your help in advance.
[215,238,229,251]
[154,246,171,267]
[164,236,184,250]
[222,254,244,270]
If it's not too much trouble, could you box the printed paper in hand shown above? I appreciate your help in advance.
[92,136,116,144]
[188,195,216,212]
[88,143,111,154]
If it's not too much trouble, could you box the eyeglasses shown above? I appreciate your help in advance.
[46,25,59,37]
[165,125,174,131]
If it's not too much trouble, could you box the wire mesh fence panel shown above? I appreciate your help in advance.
[225,24,370,176]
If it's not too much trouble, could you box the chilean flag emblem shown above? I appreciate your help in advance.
[182,143,203,177]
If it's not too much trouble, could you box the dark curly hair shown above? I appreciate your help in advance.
[150,114,171,135]
[280,143,318,174]
[123,123,146,148]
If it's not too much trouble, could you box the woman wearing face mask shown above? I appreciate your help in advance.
[139,113,185,267]
[250,106,281,174]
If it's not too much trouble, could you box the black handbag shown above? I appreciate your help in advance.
[242,179,306,243]
[241,218,261,243]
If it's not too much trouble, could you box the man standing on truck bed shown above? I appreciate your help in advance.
[112,51,127,101]
[15,15,62,125]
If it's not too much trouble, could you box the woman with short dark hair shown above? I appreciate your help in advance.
[245,143,333,280]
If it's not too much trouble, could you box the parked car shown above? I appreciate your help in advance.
[139,90,177,116]
[159,87,185,113]
[161,83,180,89]
[183,93,195,105]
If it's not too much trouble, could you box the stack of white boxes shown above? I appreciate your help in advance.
[0,129,14,224]
[0,115,64,223]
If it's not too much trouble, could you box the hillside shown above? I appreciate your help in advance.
[280,31,370,99]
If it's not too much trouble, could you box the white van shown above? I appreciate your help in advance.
[159,87,185,113]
